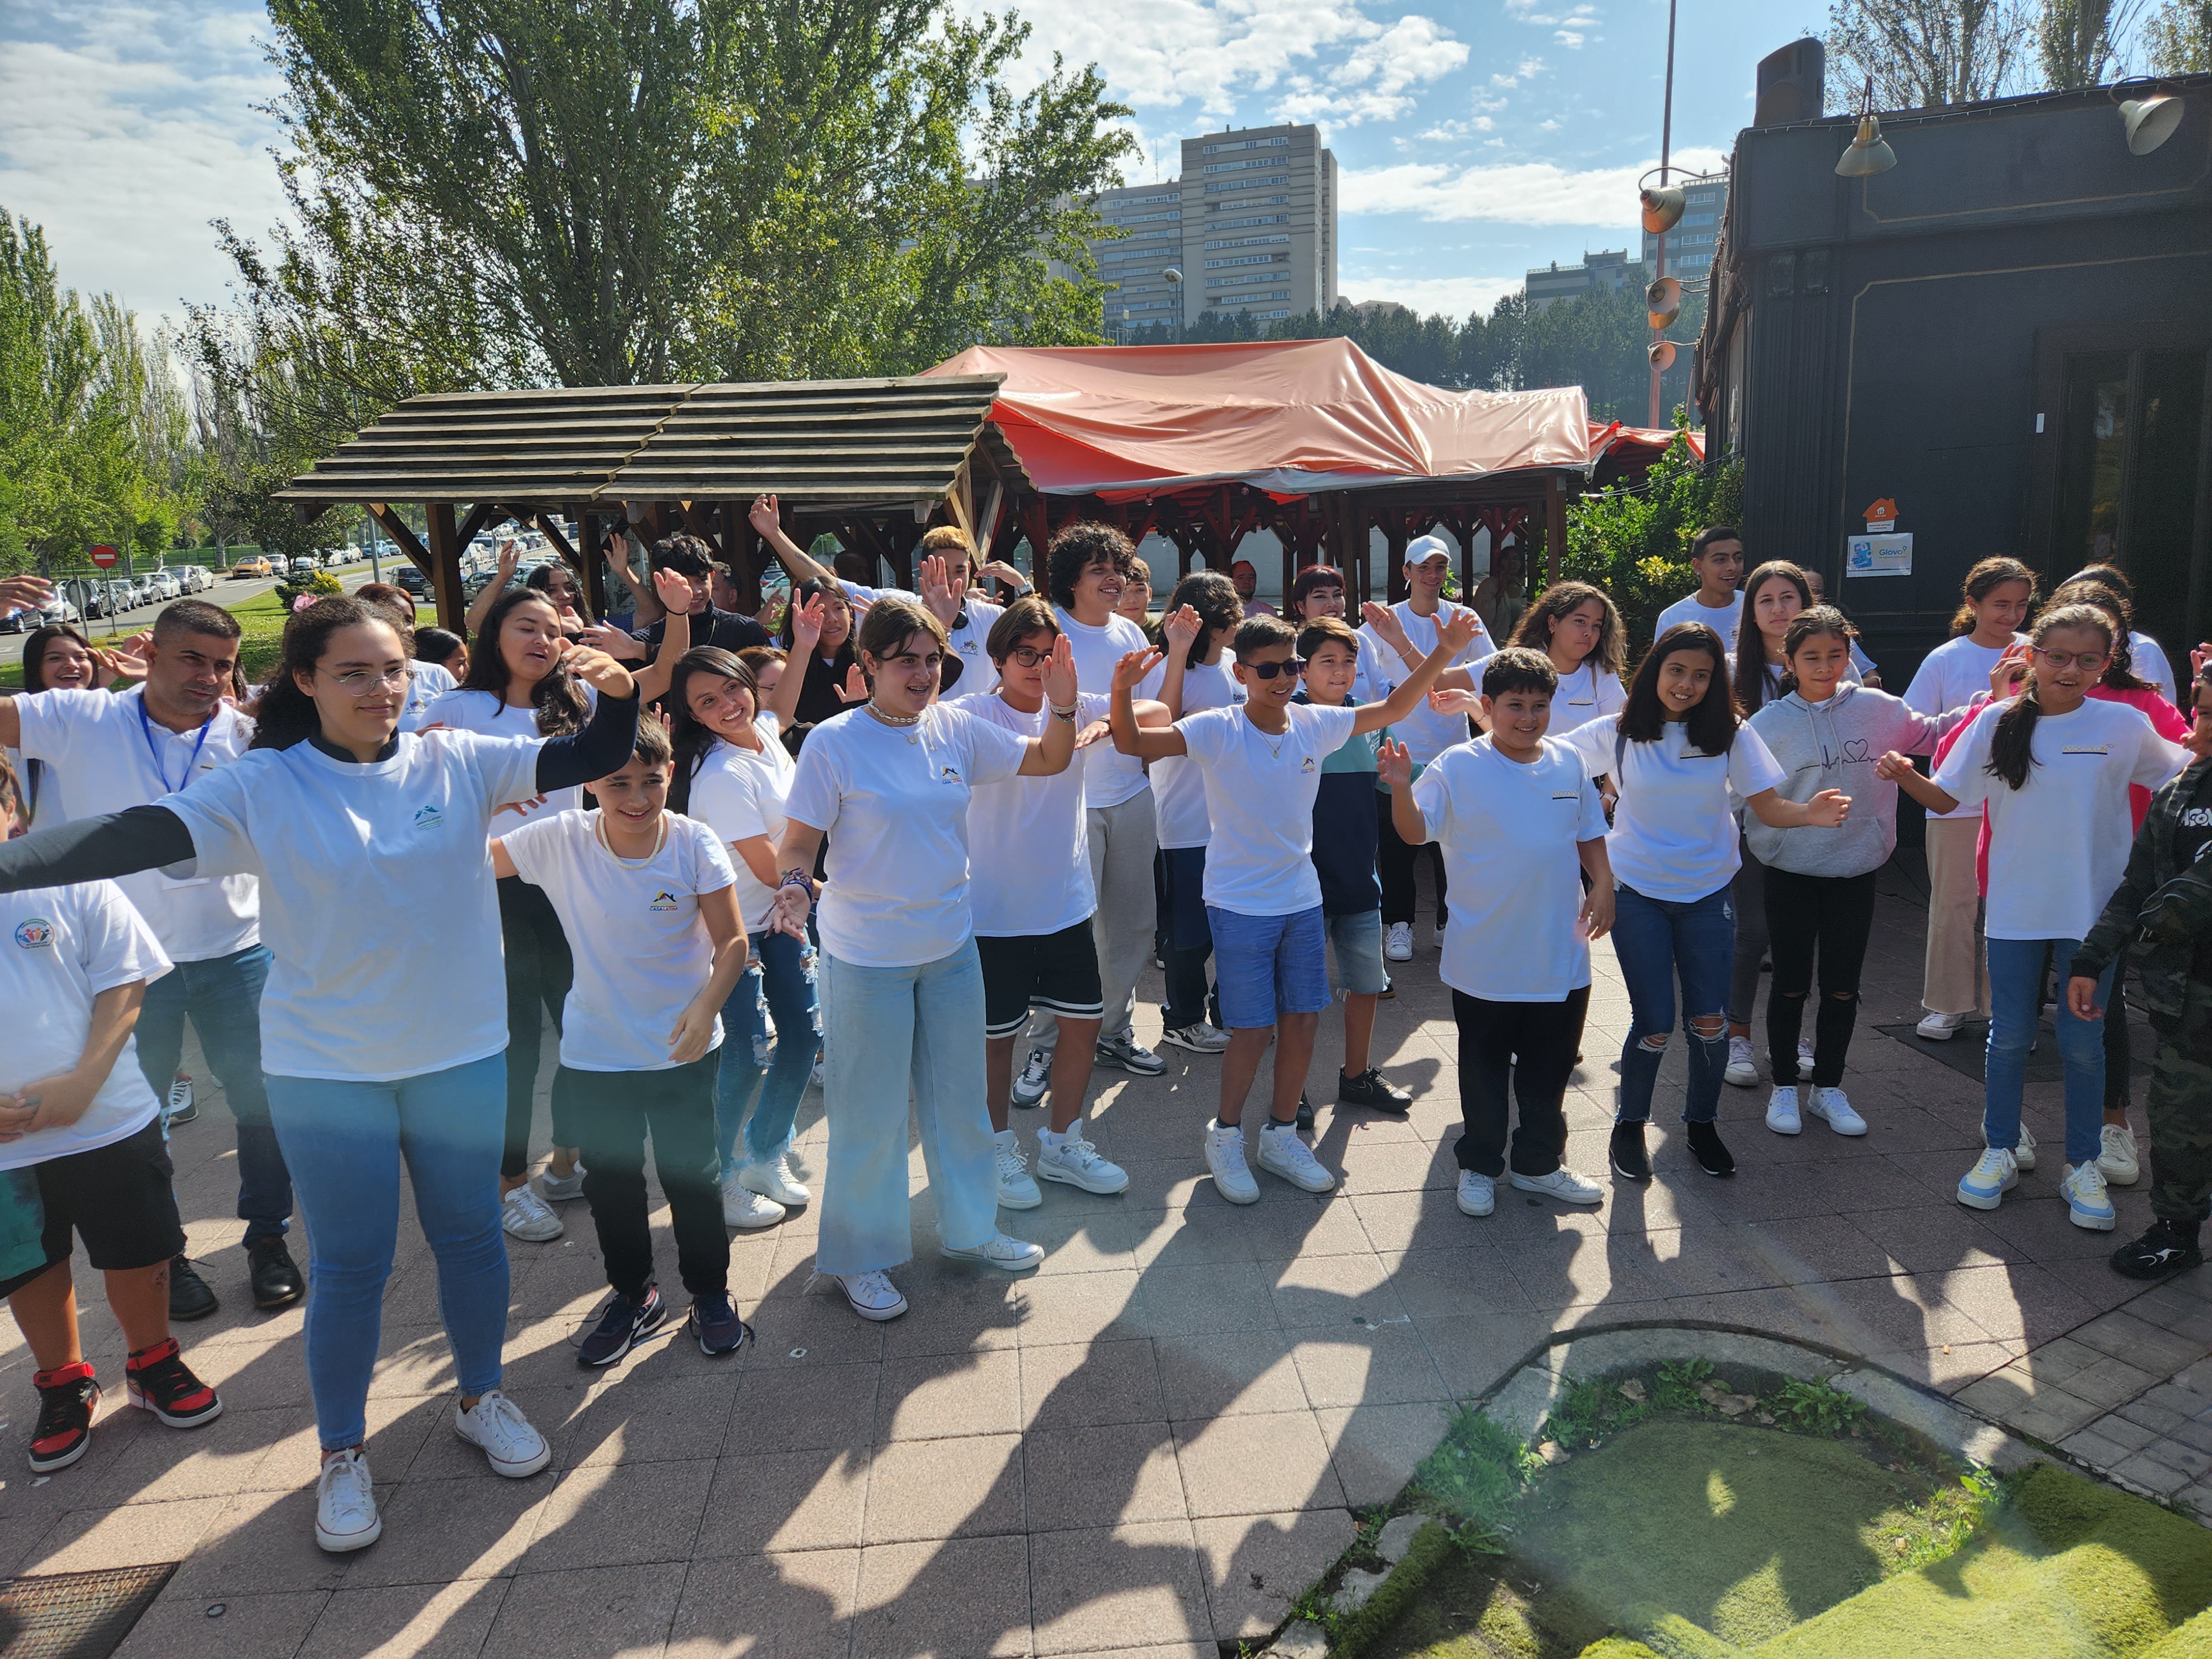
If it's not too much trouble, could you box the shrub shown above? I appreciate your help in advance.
[1553,434,1743,659]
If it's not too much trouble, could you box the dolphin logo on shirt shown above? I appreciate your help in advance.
[649,891,679,912]
[938,764,964,784]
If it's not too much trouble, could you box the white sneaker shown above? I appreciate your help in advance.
[1916,1010,1970,1040]
[1036,1130,1130,1194]
[1161,1022,1232,1054]
[941,1231,1045,1272]
[453,1390,551,1478]
[2098,1123,2141,1186]
[2062,1161,2119,1232]
[538,1161,586,1203]
[810,1052,825,1090]
[1456,1170,1495,1217]
[1765,1085,1803,1135]
[993,1129,1042,1210]
[836,1270,908,1322]
[1724,1036,1757,1087]
[2015,1122,2038,1172]
[1383,922,1413,962]
[1796,1039,1815,1080]
[166,1074,195,1121]
[314,1448,380,1553]
[740,1154,811,1206]
[1431,922,1448,950]
[1958,1146,2019,1211]
[1255,1120,1337,1193]
[500,1185,563,1242]
[1808,1087,1867,1136]
[1010,1047,1052,1108]
[721,1173,786,1230]
[1510,1166,1604,1205]
[1204,1119,1260,1204]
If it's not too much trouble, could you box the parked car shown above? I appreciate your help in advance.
[149,570,181,601]
[39,596,82,627]
[185,564,214,592]
[395,565,430,599]
[0,604,28,633]
[231,556,273,578]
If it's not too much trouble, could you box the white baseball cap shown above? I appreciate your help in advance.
[1405,534,1453,569]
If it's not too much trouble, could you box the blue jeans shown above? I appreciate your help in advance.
[716,930,821,1176]
[816,942,999,1276]
[1986,937,2116,1167]
[132,944,293,1243]
[264,1054,509,1451]
[1611,881,1735,1125]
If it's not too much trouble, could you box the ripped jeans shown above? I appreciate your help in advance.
[714,928,821,1177]
[1611,880,1735,1125]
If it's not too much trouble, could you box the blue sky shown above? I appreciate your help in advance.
[2,0,1827,331]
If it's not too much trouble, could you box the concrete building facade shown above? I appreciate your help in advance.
[1523,248,1645,312]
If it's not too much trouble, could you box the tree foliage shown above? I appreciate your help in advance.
[1561,439,1745,655]
[2036,0,2152,87]
[2146,0,2212,68]
[1825,1,2034,107]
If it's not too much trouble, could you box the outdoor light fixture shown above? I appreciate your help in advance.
[1836,75,1896,177]
[2115,80,2185,155]
[1646,277,1682,330]
[1640,185,1685,235]
[1648,341,1677,371]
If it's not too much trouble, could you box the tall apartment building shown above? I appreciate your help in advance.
[1641,176,1727,283]
[1084,123,1338,336]
[1523,248,1645,312]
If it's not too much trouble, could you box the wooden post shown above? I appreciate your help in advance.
[723,500,763,615]
[425,502,466,632]
[571,508,608,620]
[1385,512,1411,606]
[1544,475,1567,585]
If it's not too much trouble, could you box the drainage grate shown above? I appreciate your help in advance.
[0,1564,178,1659]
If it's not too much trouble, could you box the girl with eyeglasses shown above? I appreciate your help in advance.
[0,594,644,1554]
[1880,604,2188,1232]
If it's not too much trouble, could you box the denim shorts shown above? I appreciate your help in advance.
[1207,904,1332,1029]
[1326,908,1389,996]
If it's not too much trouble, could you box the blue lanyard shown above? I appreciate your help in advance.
[137,697,213,796]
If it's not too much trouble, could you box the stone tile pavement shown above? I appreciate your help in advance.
[2,857,2206,1656]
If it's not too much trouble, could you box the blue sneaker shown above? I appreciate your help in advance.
[2061,1162,2118,1232]
[688,1293,753,1358]
[577,1285,667,1368]
[1957,1146,2018,1211]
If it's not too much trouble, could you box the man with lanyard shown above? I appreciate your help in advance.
[0,599,301,1319]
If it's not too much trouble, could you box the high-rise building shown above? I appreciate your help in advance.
[1641,177,1727,283]
[1524,248,1645,312]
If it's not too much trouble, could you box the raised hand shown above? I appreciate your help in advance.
[791,592,826,652]
[834,663,869,704]
[749,494,782,539]
[579,623,646,662]
[917,554,959,625]
[1161,604,1202,657]
[1041,634,1080,709]
[1375,737,1415,790]
[1112,646,1164,696]
[1989,645,2031,699]
[97,632,154,682]
[0,575,55,618]
[1805,788,1851,827]
[652,566,696,617]
[1427,686,1480,718]
[495,539,520,580]
[1436,607,1482,657]
[977,559,1027,594]
[560,644,637,700]
[1361,601,1408,648]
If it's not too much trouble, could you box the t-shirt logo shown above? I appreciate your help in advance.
[413,804,445,832]
[938,764,964,784]
[649,890,679,913]
[13,918,54,950]
[1300,754,1317,774]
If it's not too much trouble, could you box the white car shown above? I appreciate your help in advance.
[149,570,182,601]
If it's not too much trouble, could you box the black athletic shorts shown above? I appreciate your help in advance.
[976,920,1105,1039]
[0,1117,186,1298]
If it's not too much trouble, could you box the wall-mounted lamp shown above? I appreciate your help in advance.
[1836,75,1896,177]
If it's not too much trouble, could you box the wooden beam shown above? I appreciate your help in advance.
[722,500,763,617]
[424,502,467,632]
[570,507,609,620]
[364,504,432,576]
[1543,476,1567,586]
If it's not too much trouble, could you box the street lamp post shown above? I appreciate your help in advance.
[1164,268,1184,345]
[1650,0,1678,429]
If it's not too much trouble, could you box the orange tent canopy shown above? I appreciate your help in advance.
[925,338,1593,499]
[1589,420,1706,466]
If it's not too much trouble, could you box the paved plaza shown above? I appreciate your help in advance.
[6,858,2211,1658]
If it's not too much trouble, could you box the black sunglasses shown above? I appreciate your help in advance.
[1246,658,1306,681]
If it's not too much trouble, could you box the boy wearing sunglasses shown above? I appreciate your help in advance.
[1109,611,1478,1204]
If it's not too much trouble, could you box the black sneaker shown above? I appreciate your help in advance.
[578,1285,667,1368]
[2112,1219,2205,1281]
[1686,1120,1736,1178]
[124,1338,223,1428]
[168,1254,219,1322]
[1610,1123,1652,1182]
[688,1293,754,1358]
[248,1237,306,1311]
[1295,1093,1315,1132]
[1337,1067,1413,1114]
[29,1363,98,1472]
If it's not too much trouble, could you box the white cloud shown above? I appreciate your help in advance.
[1343,146,1729,228]
[1339,272,1525,320]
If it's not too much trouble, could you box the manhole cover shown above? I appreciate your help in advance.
[0,1564,177,1658]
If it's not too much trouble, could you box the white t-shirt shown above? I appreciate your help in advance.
[685,714,795,932]
[1413,737,1608,1001]
[2133,633,2176,702]
[1178,701,1359,916]
[1932,697,2187,941]
[13,687,259,963]
[1546,661,1629,737]
[1054,608,1157,809]
[955,690,1110,937]
[1358,601,1494,764]
[0,881,169,1170]
[422,684,597,823]
[1350,631,1399,707]
[499,810,737,1072]
[784,702,1029,967]
[846,586,1004,692]
[401,660,458,732]
[1151,653,1244,850]
[161,728,544,1080]
[1568,719,1786,902]
[1903,634,2025,820]
[1654,590,1744,651]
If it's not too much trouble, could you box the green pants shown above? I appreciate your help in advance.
[2147,1004,2212,1225]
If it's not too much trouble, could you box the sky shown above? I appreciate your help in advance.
[0,0,1829,333]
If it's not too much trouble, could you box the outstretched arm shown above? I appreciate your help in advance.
[1109,649,1188,760]
[465,540,522,638]
[535,649,641,792]
[628,572,695,705]
[1359,610,1482,735]
[1874,751,1959,816]
[750,494,835,588]
[0,805,195,893]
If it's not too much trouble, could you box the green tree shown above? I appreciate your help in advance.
[1824,1,2032,108]
[1558,437,1744,654]
[2035,1,2152,86]
[2146,0,2212,67]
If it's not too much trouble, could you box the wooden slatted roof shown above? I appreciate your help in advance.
[278,374,1026,508]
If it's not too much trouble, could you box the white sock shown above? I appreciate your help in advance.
[1037,1127,1065,1149]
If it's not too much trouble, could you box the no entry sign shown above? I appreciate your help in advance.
[88,544,118,567]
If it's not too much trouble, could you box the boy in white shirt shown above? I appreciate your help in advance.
[1379,650,1614,1219]
[493,722,754,1367]
[1652,527,1746,651]
[1109,611,1477,1204]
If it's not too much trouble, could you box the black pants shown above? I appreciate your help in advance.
[2105,947,2132,1112]
[1452,987,1589,1178]
[1378,793,1447,928]
[557,1054,728,1301]
[1763,865,1877,1088]
[499,875,574,1180]
[1157,848,1217,1031]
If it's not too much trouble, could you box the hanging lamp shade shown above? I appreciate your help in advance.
[1835,112,1896,176]
[1646,277,1682,330]
[1647,341,1677,371]
[1640,186,1685,235]
[2120,95,2183,155]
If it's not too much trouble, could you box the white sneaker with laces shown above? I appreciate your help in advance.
[1510,1166,1604,1205]
[1010,1047,1052,1108]
[1808,1087,1868,1136]
[1958,1145,2019,1211]
[2015,1123,2038,1172]
[721,1172,786,1230]
[1796,1039,1815,1080]
[1161,1022,1232,1054]
[836,1270,908,1322]
[740,1154,811,1206]
[2098,1123,2141,1186]
[1255,1120,1337,1193]
[1457,1170,1496,1217]
[2062,1161,2119,1231]
[993,1129,1042,1210]
[1204,1119,1260,1204]
[500,1184,563,1242]
[1036,1130,1130,1194]
[1724,1036,1758,1087]
[453,1390,551,1478]
[1384,922,1413,962]
[314,1448,380,1553]
[1765,1085,1802,1135]
[941,1231,1045,1271]
[1916,1010,1969,1041]
[166,1074,194,1119]
[538,1161,586,1203]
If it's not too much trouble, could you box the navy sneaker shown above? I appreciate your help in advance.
[577,1285,668,1368]
[688,1293,753,1358]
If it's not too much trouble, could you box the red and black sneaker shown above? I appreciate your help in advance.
[123,1338,222,1430]
[29,1362,100,1472]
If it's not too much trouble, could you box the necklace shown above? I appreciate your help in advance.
[865,702,924,744]
[595,811,667,867]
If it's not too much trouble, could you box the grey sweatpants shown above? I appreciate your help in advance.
[1031,787,1160,1050]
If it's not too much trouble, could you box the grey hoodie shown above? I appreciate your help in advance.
[1745,685,1950,877]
